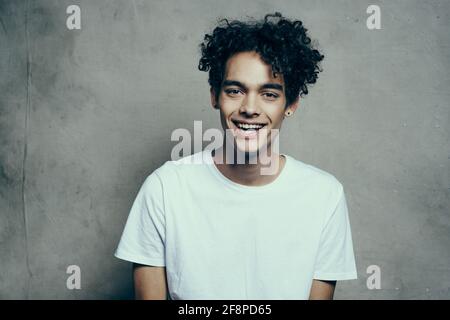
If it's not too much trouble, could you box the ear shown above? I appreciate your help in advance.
[285,97,300,116]
[210,87,219,110]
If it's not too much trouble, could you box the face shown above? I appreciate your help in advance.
[211,51,299,157]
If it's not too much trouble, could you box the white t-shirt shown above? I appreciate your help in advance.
[114,149,358,299]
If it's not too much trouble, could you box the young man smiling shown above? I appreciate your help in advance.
[114,12,357,300]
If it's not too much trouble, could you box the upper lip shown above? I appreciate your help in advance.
[232,119,267,126]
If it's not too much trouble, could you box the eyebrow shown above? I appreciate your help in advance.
[222,80,284,92]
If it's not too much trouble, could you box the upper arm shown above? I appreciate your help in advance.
[312,188,358,282]
[133,263,168,300]
[308,279,336,300]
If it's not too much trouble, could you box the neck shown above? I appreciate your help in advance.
[211,141,285,187]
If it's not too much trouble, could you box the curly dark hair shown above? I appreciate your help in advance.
[198,12,324,107]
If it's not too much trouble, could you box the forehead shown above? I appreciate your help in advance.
[223,51,284,86]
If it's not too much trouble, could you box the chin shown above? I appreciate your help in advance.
[223,124,273,157]
[235,144,259,155]
[235,139,270,157]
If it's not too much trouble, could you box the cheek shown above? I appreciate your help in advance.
[220,98,241,115]
[265,108,286,124]
[218,107,232,128]
[271,117,284,128]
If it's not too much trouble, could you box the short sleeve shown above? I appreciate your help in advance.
[114,170,166,266]
[313,187,357,280]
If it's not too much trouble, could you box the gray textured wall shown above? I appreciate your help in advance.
[0,0,449,299]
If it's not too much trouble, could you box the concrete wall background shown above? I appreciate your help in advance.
[0,0,449,299]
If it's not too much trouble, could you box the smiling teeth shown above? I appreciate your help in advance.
[236,122,265,130]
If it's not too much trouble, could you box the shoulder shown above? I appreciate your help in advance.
[145,151,206,185]
[285,154,344,199]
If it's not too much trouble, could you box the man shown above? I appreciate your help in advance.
[114,12,357,300]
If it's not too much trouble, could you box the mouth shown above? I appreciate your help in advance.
[230,120,268,139]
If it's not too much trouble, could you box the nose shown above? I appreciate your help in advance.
[239,93,259,116]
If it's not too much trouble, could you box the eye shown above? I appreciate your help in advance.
[225,89,242,96]
[263,92,279,100]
